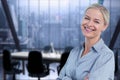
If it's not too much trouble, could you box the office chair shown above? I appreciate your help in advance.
[43,45,52,53]
[64,46,73,53]
[114,50,120,80]
[115,50,118,75]
[2,49,22,80]
[26,51,49,80]
[57,51,70,75]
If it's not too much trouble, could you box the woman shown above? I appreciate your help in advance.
[57,3,115,80]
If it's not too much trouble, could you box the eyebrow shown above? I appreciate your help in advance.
[85,15,101,22]
[84,15,89,18]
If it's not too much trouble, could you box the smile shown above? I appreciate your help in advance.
[84,26,95,32]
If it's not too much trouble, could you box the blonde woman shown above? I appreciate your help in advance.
[57,3,115,80]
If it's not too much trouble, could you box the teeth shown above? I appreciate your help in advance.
[85,26,92,32]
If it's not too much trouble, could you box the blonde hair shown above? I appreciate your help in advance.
[85,3,110,25]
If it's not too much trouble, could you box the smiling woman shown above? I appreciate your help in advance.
[57,3,115,80]
[81,8,107,41]
[80,4,109,56]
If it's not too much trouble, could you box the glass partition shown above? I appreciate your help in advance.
[0,0,120,52]
[0,0,15,52]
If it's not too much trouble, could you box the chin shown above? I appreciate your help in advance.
[83,34,94,39]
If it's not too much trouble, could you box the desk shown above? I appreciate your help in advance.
[13,51,61,74]
[0,51,61,74]
[11,51,61,62]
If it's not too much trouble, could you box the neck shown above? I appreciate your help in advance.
[85,36,100,51]
[81,36,100,57]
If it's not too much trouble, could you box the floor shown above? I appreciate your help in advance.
[18,62,59,80]
[0,58,59,80]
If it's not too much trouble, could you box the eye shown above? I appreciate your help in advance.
[84,17,90,20]
[94,21,100,24]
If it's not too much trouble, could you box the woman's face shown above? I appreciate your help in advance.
[81,8,107,39]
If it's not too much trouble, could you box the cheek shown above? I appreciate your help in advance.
[81,24,84,31]
[95,26,103,34]
[82,20,87,25]
[98,25,105,31]
[81,21,85,28]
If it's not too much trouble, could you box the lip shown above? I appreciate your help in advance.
[84,26,92,32]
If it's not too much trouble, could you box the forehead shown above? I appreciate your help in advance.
[85,8,104,21]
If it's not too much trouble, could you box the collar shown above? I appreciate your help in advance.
[81,38,105,53]
[92,38,105,53]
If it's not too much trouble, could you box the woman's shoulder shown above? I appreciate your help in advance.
[103,44,113,53]
[99,44,114,59]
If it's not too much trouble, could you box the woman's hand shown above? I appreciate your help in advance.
[84,74,89,80]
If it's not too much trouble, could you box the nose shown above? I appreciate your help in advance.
[87,20,94,27]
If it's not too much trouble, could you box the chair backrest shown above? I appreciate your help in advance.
[43,45,52,53]
[64,46,73,53]
[60,52,69,69]
[3,49,12,71]
[57,51,70,74]
[115,50,119,75]
[27,51,44,74]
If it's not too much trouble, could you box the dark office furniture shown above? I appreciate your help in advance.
[114,50,120,80]
[108,18,120,80]
[115,50,119,75]
[64,46,73,53]
[2,49,22,80]
[26,51,49,80]
[57,52,70,75]
[43,45,52,53]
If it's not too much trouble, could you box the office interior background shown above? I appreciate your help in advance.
[0,0,120,51]
[0,0,120,79]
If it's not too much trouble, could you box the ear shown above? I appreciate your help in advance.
[102,24,109,31]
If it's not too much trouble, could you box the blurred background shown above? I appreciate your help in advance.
[0,0,120,80]
[0,0,120,51]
